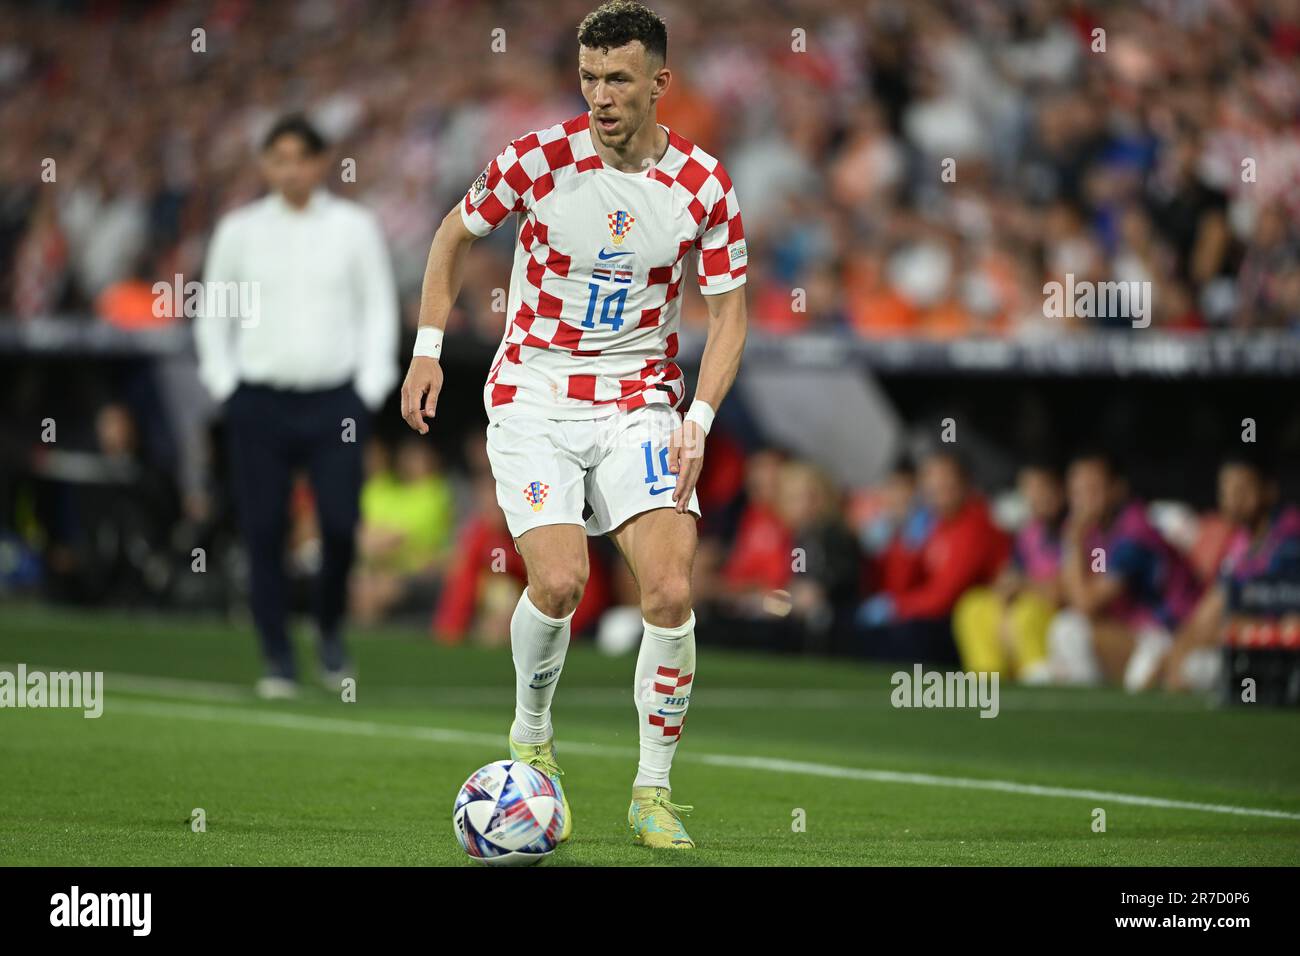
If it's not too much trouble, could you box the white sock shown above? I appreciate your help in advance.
[509,589,573,744]
[633,611,696,789]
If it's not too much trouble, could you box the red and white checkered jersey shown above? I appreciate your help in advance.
[460,111,747,423]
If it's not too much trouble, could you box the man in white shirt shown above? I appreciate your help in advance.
[196,115,399,699]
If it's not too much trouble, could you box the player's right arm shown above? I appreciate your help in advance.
[402,140,529,434]
[400,204,478,434]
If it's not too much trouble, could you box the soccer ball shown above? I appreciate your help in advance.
[453,759,565,866]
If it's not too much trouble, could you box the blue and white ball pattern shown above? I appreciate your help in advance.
[453,759,565,865]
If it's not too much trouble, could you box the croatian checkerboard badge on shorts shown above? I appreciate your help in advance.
[523,480,549,512]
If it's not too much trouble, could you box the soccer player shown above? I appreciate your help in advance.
[400,1,748,850]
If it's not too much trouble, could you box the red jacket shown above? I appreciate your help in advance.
[887,496,1010,620]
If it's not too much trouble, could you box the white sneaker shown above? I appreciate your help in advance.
[255,676,299,700]
[1123,628,1173,693]
[320,668,354,695]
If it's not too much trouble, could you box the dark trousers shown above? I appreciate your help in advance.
[225,382,368,679]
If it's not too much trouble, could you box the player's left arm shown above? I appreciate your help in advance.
[668,284,747,513]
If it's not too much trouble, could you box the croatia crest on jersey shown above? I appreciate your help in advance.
[607,210,635,246]
[523,480,550,512]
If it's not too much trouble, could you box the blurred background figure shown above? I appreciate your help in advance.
[351,437,455,627]
[1156,456,1300,692]
[776,460,862,651]
[194,115,399,699]
[860,458,932,608]
[953,459,1065,682]
[1046,451,1201,690]
[848,449,1009,663]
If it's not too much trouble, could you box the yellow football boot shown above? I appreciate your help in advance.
[628,786,695,849]
[508,735,572,842]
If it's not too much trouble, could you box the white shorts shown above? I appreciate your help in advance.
[485,404,702,539]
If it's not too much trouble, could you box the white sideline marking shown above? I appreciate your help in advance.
[693,754,1300,822]
[104,698,1300,823]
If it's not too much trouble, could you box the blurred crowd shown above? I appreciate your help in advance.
[9,391,1297,698]
[3,0,1300,335]
[2,0,1299,693]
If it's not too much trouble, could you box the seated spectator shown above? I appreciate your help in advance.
[33,402,177,605]
[715,448,793,606]
[953,460,1065,680]
[860,457,932,596]
[776,460,861,647]
[703,451,859,652]
[350,437,455,626]
[849,449,1010,663]
[1157,456,1300,691]
[1045,451,1201,690]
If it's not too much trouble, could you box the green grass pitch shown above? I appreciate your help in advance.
[1,605,1298,866]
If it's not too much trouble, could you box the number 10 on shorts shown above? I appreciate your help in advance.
[641,440,675,494]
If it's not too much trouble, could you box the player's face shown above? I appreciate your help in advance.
[260,135,326,205]
[579,42,663,147]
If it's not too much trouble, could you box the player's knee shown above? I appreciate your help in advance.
[640,574,693,627]
[528,566,587,619]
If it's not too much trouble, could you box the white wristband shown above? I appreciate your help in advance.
[413,326,444,360]
[684,400,715,435]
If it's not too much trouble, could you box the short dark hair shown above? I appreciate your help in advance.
[577,1,667,65]
[262,114,327,155]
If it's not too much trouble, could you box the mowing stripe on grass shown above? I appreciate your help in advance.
[106,698,1300,823]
